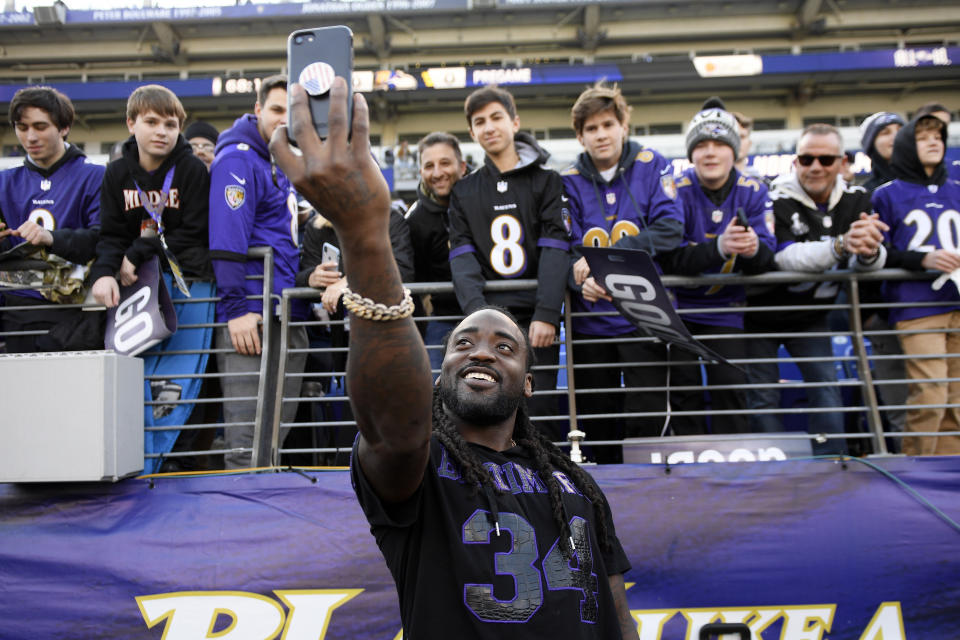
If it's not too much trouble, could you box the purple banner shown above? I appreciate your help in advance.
[1,457,958,638]
[0,79,213,103]
[761,46,957,74]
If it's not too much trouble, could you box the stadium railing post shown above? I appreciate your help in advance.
[846,275,888,455]
[250,247,280,468]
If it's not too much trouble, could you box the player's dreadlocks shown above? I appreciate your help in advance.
[432,306,612,558]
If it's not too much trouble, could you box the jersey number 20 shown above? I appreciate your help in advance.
[904,208,960,252]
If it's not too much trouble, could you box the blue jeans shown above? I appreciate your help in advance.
[746,320,847,455]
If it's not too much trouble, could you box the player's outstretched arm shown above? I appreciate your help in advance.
[271,79,432,503]
[609,574,639,639]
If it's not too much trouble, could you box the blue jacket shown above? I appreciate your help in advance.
[561,140,683,336]
[209,114,306,321]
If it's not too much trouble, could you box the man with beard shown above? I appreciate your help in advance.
[271,77,638,639]
[405,131,467,371]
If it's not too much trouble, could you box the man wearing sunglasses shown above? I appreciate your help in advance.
[745,123,888,454]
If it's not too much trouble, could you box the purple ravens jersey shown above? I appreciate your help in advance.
[674,168,776,328]
[0,147,103,300]
[0,150,102,246]
[874,178,960,324]
[209,114,306,321]
[562,144,684,336]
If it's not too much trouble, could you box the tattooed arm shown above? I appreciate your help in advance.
[608,574,639,639]
[271,79,433,503]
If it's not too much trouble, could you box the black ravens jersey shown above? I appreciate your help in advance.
[447,132,570,326]
[352,436,630,639]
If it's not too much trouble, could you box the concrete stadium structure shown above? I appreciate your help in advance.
[1,0,958,157]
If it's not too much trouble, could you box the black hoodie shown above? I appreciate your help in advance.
[890,116,948,187]
[91,134,210,282]
[405,182,462,318]
[863,148,897,193]
[876,115,950,273]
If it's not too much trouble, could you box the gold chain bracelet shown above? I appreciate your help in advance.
[341,287,415,321]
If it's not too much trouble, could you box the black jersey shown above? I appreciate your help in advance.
[352,436,630,639]
[447,133,570,325]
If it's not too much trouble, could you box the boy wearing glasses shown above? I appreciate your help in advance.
[745,123,887,453]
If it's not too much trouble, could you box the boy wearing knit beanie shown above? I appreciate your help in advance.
[859,111,905,192]
[659,97,776,435]
[185,120,219,170]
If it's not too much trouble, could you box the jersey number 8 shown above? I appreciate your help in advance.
[489,214,526,277]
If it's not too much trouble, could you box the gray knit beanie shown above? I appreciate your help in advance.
[859,111,905,153]
[685,96,740,161]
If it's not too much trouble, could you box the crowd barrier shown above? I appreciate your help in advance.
[2,262,958,471]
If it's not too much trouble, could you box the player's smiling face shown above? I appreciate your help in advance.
[128,109,180,167]
[577,108,628,172]
[692,139,735,190]
[469,101,519,158]
[15,106,67,169]
[419,142,465,200]
[439,309,533,427]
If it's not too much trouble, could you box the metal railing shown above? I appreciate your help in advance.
[266,268,958,466]
[0,246,276,471]
[3,264,958,469]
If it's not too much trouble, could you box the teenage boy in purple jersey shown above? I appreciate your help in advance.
[873,114,960,456]
[659,97,776,435]
[561,82,683,460]
[0,86,103,352]
[208,74,308,468]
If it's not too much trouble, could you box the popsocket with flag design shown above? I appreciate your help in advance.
[300,61,335,96]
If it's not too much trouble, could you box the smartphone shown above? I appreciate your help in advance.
[735,206,749,229]
[321,242,341,270]
[286,25,353,145]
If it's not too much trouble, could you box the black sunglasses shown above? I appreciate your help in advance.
[797,154,842,167]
